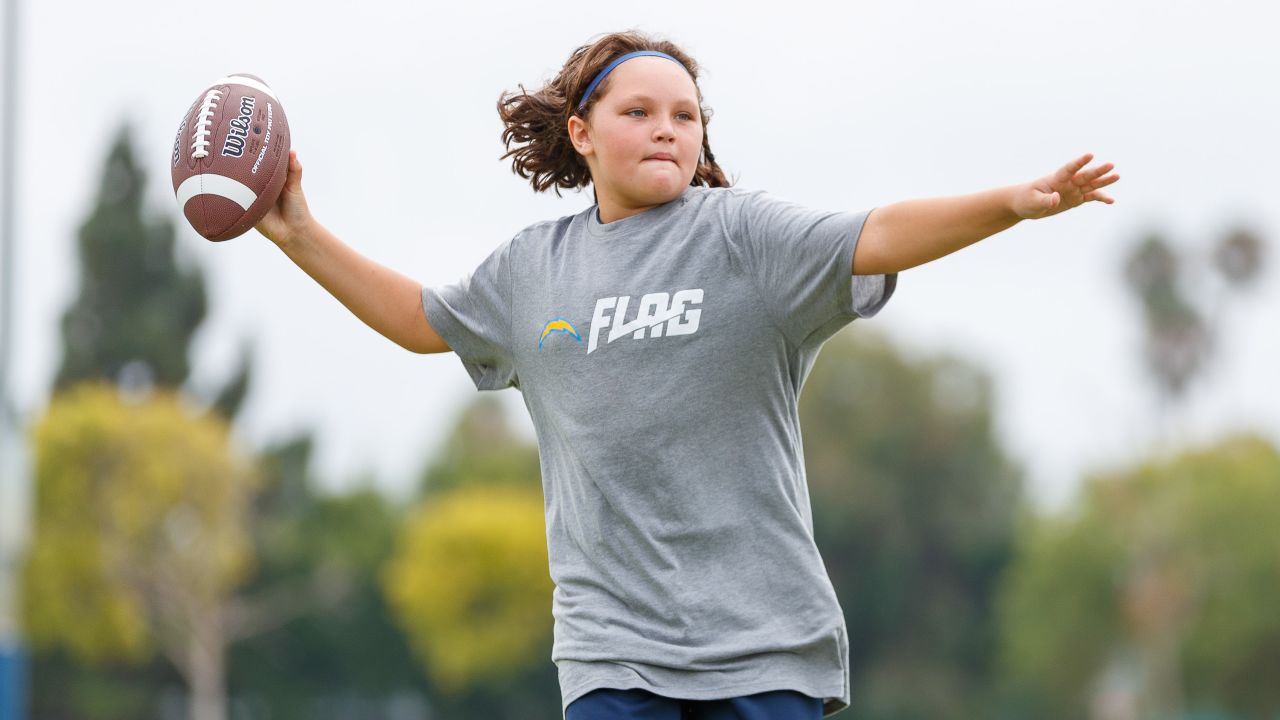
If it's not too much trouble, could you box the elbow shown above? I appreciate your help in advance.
[401,330,451,355]
[400,336,444,355]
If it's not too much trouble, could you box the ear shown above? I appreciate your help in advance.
[567,114,594,157]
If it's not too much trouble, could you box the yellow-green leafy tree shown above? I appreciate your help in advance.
[383,395,556,718]
[22,383,259,720]
[384,485,552,693]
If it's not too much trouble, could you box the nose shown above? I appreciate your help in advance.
[653,116,675,143]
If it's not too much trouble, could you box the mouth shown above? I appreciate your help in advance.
[644,153,676,163]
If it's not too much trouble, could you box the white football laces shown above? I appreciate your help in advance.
[191,88,222,160]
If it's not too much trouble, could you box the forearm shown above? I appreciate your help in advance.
[275,221,447,354]
[861,184,1024,274]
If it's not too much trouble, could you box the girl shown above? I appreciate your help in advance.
[255,30,1118,720]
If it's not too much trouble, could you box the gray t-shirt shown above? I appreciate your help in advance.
[422,185,897,717]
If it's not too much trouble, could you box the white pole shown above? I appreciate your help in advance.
[0,0,29,716]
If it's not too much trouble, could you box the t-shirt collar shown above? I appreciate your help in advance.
[585,187,695,238]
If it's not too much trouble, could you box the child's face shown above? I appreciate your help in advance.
[570,57,703,209]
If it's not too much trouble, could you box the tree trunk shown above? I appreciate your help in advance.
[188,604,227,720]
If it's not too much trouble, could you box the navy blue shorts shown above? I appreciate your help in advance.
[566,687,824,720]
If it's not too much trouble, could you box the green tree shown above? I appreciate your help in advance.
[996,434,1280,719]
[800,328,1024,719]
[22,383,259,720]
[1123,226,1265,409]
[51,121,252,413]
[54,125,202,390]
[388,395,559,719]
[418,394,542,498]
[227,457,431,720]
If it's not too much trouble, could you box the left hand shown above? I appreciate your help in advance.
[1012,153,1120,220]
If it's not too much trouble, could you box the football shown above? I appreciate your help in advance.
[171,74,290,241]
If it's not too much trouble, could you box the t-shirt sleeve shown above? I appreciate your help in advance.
[421,238,519,391]
[732,189,898,348]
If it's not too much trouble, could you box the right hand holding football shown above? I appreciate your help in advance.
[256,150,314,248]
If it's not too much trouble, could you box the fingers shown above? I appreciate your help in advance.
[1070,152,1094,171]
[285,149,303,192]
[1068,155,1120,200]
[1090,173,1120,190]
[1076,162,1115,183]
[1058,152,1094,181]
[1076,163,1119,196]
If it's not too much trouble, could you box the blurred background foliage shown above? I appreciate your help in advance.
[998,434,1280,720]
[384,483,553,701]
[13,125,1276,720]
[802,331,1023,719]
[24,384,258,719]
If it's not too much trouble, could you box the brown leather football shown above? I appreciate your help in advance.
[171,74,290,241]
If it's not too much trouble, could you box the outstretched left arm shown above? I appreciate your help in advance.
[851,153,1120,275]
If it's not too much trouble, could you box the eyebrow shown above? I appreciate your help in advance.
[615,93,698,107]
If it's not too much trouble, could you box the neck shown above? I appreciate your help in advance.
[594,185,676,224]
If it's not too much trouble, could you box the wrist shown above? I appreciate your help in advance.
[1003,181,1034,221]
[1005,183,1029,221]
[275,216,320,255]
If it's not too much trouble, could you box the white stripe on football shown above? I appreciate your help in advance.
[174,173,258,211]
[213,74,280,102]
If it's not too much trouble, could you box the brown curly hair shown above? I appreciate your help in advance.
[497,30,731,196]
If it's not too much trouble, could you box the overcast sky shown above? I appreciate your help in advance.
[4,0,1278,510]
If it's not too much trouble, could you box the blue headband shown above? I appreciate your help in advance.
[577,50,688,111]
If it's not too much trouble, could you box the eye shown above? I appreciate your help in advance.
[627,109,646,117]
[676,112,694,121]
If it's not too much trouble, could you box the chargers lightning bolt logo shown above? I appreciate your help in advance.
[538,317,581,349]
[537,289,704,353]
